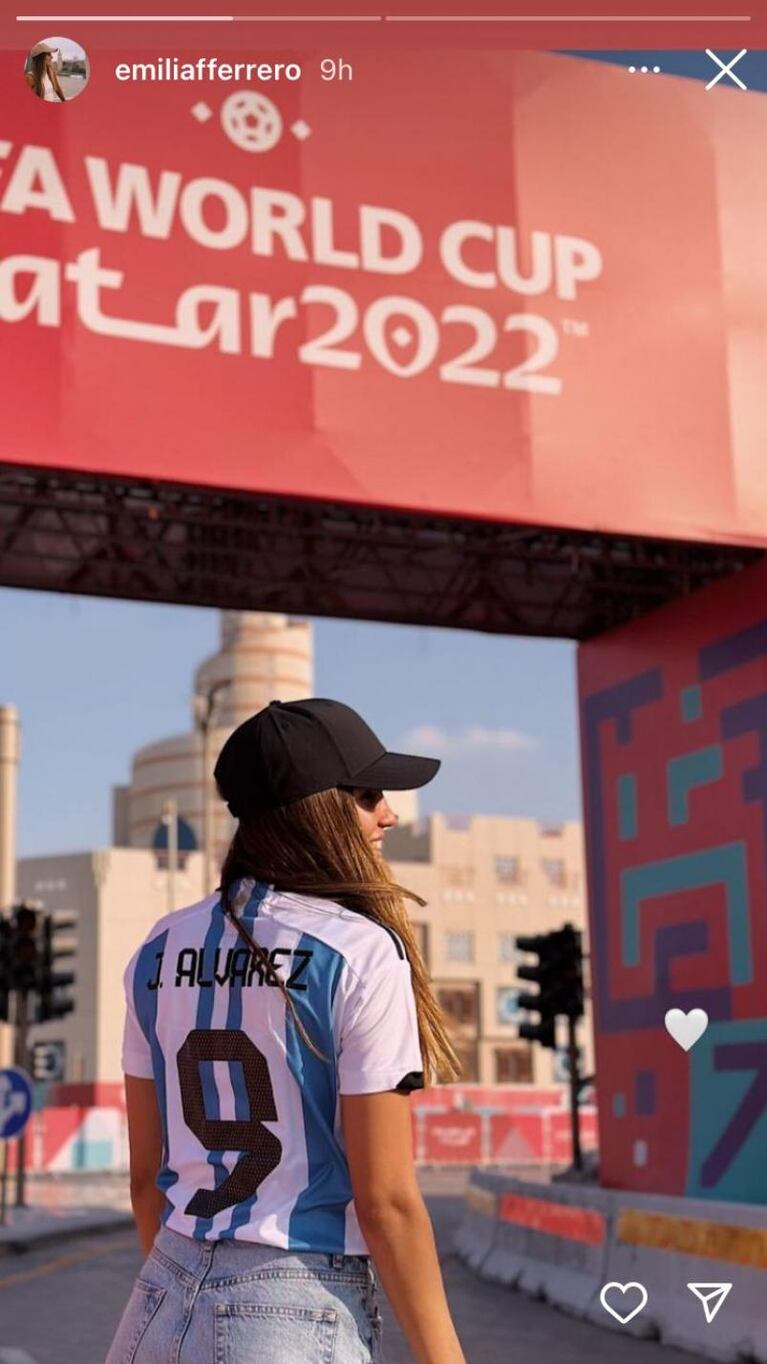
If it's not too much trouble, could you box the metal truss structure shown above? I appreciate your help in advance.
[0,465,761,639]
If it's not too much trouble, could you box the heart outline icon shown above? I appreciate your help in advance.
[664,1008,709,1052]
[600,1281,649,1325]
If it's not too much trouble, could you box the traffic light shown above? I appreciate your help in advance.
[515,929,560,1049]
[553,924,585,1021]
[515,924,584,1049]
[37,912,77,1023]
[0,916,12,1022]
[10,903,42,994]
[518,1008,557,1048]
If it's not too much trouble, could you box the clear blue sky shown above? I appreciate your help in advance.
[0,589,580,857]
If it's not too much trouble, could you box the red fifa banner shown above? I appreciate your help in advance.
[2,50,767,546]
[487,1112,546,1164]
[415,1084,567,1113]
[547,1108,598,1164]
[420,1112,483,1163]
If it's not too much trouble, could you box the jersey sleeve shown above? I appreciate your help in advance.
[121,951,154,1079]
[336,932,424,1096]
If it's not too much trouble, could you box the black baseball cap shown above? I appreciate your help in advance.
[214,697,441,817]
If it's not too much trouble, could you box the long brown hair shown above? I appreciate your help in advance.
[217,785,460,1087]
[29,52,65,100]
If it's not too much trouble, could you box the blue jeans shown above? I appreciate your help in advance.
[105,1224,385,1363]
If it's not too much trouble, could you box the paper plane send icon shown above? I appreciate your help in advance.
[687,1283,732,1324]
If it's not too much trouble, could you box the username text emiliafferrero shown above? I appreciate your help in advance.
[115,57,303,82]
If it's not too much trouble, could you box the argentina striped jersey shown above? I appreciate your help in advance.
[121,878,424,1252]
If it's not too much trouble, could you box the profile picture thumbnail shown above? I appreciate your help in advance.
[24,36,90,103]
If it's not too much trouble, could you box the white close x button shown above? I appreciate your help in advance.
[705,49,748,90]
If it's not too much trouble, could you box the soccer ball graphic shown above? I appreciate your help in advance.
[221,91,283,153]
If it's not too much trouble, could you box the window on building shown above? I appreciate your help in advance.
[498,932,517,963]
[554,1046,584,1083]
[495,855,521,884]
[496,986,522,1026]
[412,921,430,967]
[445,930,474,962]
[453,1041,479,1082]
[541,857,566,887]
[494,1046,534,1083]
[442,865,474,887]
[436,985,479,1027]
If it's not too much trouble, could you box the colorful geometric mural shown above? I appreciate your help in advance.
[578,557,767,1203]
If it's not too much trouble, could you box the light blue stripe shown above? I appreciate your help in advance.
[224,882,270,1239]
[620,842,752,983]
[617,773,638,840]
[286,936,351,1252]
[192,899,228,1241]
[680,684,702,723]
[667,745,723,826]
[132,930,178,1215]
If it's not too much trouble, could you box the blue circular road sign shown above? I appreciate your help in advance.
[0,1067,34,1139]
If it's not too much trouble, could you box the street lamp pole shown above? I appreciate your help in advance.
[193,681,230,897]
[0,706,20,1072]
[0,705,20,915]
[161,797,178,914]
[202,714,214,895]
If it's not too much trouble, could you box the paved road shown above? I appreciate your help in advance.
[59,73,88,99]
[0,1172,700,1364]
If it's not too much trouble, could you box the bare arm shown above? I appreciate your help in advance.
[341,1091,465,1364]
[125,1074,166,1256]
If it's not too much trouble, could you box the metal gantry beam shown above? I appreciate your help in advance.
[0,465,761,639]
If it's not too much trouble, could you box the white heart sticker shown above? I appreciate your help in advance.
[664,1007,709,1052]
[599,1281,649,1325]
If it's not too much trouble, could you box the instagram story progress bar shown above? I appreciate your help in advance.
[13,13,754,20]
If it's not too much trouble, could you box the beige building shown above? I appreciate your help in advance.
[122,610,314,867]
[386,814,590,1086]
[16,848,206,1086]
[9,609,591,1090]
[16,812,590,1090]
[117,610,417,877]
